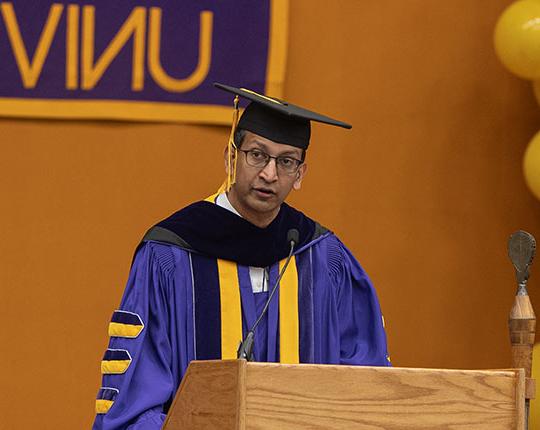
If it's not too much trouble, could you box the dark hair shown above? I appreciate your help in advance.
[233,128,307,162]
[233,128,248,148]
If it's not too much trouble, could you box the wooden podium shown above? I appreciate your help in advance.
[162,360,525,430]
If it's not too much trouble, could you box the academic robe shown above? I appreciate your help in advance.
[92,199,390,430]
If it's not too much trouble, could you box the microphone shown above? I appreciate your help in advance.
[287,228,299,247]
[237,229,299,361]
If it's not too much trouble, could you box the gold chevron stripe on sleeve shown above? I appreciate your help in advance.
[108,322,143,338]
[101,359,131,375]
[95,399,114,414]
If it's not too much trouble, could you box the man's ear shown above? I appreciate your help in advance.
[293,163,307,191]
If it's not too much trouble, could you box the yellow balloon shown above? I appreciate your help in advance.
[494,0,540,79]
[524,130,540,200]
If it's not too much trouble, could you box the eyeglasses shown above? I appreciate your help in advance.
[237,148,303,175]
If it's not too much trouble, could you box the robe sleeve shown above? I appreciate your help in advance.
[92,243,176,430]
[328,237,391,367]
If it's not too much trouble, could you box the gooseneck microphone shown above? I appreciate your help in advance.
[237,229,299,361]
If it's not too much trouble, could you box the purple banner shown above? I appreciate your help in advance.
[0,0,288,123]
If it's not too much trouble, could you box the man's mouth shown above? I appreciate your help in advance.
[252,187,275,197]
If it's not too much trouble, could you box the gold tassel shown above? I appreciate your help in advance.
[217,95,240,194]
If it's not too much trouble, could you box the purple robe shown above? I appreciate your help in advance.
[92,204,390,430]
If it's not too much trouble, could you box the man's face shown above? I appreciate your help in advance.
[226,131,307,222]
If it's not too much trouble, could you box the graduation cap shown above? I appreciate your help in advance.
[214,83,351,193]
[214,83,352,150]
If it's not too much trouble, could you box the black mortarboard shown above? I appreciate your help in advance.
[214,83,352,150]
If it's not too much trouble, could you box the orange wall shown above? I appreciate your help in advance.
[2,1,540,428]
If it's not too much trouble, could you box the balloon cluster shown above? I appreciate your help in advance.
[495,0,540,199]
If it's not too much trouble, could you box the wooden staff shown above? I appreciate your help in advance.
[508,230,537,429]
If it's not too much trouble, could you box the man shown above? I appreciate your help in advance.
[93,84,390,430]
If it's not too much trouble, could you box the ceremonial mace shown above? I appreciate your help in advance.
[508,230,537,428]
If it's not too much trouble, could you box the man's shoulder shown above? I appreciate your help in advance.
[296,228,358,265]
[296,227,340,253]
[283,203,332,243]
[137,200,219,250]
[131,201,209,262]
[140,225,192,251]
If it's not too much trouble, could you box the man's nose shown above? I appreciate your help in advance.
[259,158,278,181]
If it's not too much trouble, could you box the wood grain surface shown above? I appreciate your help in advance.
[244,363,524,430]
[164,361,524,430]
[509,294,536,381]
[163,360,245,430]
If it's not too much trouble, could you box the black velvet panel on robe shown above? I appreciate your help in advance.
[150,201,322,267]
